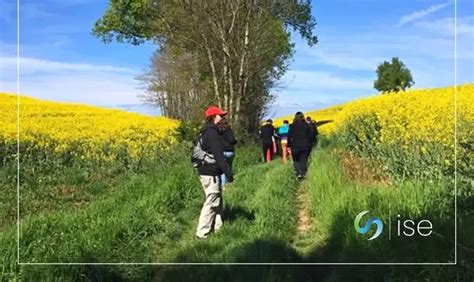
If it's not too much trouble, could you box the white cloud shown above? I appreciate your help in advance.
[271,69,374,109]
[21,3,54,21]
[397,2,453,27]
[1,56,137,74]
[0,56,144,105]
[297,47,382,71]
[282,70,373,91]
[414,16,474,36]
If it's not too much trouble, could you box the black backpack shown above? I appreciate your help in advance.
[191,131,216,168]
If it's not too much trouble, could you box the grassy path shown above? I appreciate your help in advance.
[154,160,298,263]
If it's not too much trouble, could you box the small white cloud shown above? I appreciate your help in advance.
[414,16,474,36]
[397,2,453,27]
[21,3,54,21]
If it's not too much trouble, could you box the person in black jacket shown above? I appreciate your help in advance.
[217,118,237,187]
[196,106,233,239]
[288,112,312,180]
[259,119,275,162]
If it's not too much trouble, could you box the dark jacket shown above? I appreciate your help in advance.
[197,122,233,179]
[259,124,275,144]
[288,121,313,149]
[308,122,318,144]
[220,128,237,152]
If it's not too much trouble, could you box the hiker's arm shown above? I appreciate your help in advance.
[287,126,293,148]
[307,125,314,143]
[228,129,237,146]
[208,130,233,179]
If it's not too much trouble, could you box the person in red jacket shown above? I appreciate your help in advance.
[259,119,276,162]
[195,106,233,239]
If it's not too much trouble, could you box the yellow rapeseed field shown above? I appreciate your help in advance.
[274,84,474,148]
[0,93,179,161]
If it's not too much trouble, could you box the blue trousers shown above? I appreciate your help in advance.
[221,151,235,186]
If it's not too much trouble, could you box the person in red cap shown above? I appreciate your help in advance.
[195,106,234,239]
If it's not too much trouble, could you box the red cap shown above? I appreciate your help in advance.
[205,106,227,118]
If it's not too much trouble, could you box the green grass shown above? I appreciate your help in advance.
[0,146,303,280]
[1,143,473,281]
[298,148,473,280]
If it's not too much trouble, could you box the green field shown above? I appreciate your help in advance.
[1,139,473,281]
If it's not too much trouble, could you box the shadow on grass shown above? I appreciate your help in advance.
[32,208,472,281]
[23,191,472,281]
[301,206,473,281]
[149,207,473,282]
[152,238,316,282]
[223,205,255,223]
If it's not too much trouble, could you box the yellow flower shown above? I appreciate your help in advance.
[273,83,473,150]
[0,93,179,161]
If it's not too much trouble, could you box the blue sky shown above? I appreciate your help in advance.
[0,0,473,117]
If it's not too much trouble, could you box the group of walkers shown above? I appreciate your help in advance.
[193,106,318,239]
[258,113,319,180]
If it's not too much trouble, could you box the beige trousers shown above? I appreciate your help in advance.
[196,175,223,238]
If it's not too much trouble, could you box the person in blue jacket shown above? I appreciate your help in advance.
[278,120,290,163]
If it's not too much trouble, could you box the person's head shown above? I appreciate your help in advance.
[294,111,305,123]
[217,117,230,132]
[306,116,312,123]
[266,119,273,125]
[205,106,227,124]
[283,120,289,125]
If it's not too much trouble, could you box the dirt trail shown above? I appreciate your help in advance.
[296,182,312,233]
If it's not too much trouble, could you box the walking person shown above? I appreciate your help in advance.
[195,106,233,239]
[217,118,237,188]
[278,120,290,163]
[259,119,275,162]
[288,112,313,180]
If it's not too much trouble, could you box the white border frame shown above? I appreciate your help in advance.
[16,0,458,266]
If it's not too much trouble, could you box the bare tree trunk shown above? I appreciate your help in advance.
[234,94,243,132]
[203,36,222,108]
[223,54,229,114]
[233,7,251,127]
[227,66,235,122]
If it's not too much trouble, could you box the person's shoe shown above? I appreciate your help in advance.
[195,234,208,240]
[297,175,305,181]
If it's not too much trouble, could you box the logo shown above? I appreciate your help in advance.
[354,211,383,240]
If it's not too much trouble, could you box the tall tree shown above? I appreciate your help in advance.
[93,0,318,135]
[374,57,414,93]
